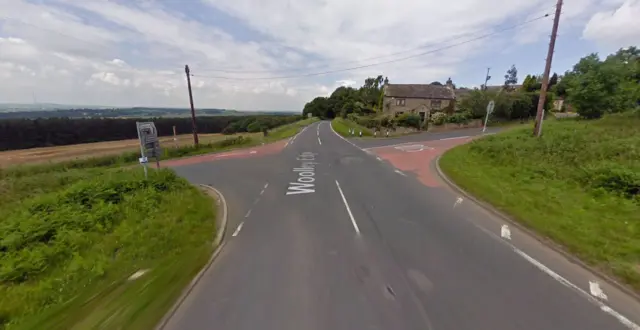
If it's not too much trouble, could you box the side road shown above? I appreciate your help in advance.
[362,129,640,329]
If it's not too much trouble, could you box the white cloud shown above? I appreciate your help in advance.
[0,0,637,110]
[583,0,640,48]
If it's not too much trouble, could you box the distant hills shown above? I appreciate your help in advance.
[0,104,300,120]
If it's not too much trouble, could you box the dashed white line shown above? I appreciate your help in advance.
[394,169,407,177]
[500,224,511,240]
[335,180,360,234]
[259,189,265,195]
[232,222,244,237]
[376,157,382,161]
[460,217,639,329]
[245,209,252,218]
[318,137,322,145]
[264,183,269,189]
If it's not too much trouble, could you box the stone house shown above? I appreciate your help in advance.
[382,82,456,123]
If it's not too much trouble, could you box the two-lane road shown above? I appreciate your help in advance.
[168,121,638,330]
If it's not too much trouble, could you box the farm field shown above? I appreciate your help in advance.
[0,133,260,167]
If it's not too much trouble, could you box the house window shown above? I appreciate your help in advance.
[395,99,406,106]
[431,100,442,110]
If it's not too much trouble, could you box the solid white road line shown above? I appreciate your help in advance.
[318,137,322,145]
[232,222,244,237]
[438,135,470,141]
[500,225,511,240]
[394,169,407,177]
[335,180,361,234]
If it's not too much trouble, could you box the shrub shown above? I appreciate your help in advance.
[430,112,447,125]
[446,113,470,124]
[395,113,422,129]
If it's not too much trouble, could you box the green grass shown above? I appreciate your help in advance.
[265,117,320,141]
[440,112,640,290]
[0,117,321,329]
[331,118,373,137]
[0,168,216,329]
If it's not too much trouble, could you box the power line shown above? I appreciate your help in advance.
[195,4,558,74]
[191,13,552,81]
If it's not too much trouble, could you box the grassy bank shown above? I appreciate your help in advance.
[265,117,319,141]
[331,118,373,137]
[0,168,216,329]
[440,112,640,290]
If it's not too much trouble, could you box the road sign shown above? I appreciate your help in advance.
[487,100,495,114]
[136,122,162,175]
[483,100,496,133]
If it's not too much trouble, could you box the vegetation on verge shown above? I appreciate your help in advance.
[440,112,640,290]
[0,168,216,329]
[0,117,319,328]
[331,118,373,137]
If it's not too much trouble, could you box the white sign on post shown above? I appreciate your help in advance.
[136,122,161,178]
[483,100,495,133]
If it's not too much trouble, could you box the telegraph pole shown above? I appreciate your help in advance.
[483,68,491,90]
[533,0,563,137]
[185,65,199,145]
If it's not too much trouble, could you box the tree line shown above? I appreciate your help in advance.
[0,115,301,151]
[302,75,388,120]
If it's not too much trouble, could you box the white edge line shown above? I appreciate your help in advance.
[376,157,382,161]
[467,219,639,330]
[394,169,407,176]
[329,120,361,149]
[335,180,360,234]
[231,222,244,237]
[362,135,472,151]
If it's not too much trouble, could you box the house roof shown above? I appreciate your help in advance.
[384,84,455,100]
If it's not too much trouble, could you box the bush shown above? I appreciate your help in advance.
[430,112,447,125]
[395,113,422,129]
[445,113,470,124]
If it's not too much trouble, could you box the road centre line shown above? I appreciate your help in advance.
[264,182,269,189]
[232,222,244,237]
[245,209,252,218]
[335,180,361,234]
[318,137,322,145]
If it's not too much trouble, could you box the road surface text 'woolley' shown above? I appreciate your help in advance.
[286,152,317,195]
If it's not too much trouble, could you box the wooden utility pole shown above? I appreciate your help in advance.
[483,68,491,90]
[533,0,563,137]
[185,65,199,145]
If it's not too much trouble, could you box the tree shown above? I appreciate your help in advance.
[430,81,443,86]
[503,65,518,91]
[549,73,559,88]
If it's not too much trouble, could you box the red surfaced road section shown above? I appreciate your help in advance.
[367,136,476,188]
[162,139,289,167]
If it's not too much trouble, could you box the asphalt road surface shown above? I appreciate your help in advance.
[167,121,639,330]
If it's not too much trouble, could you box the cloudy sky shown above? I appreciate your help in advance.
[0,0,638,111]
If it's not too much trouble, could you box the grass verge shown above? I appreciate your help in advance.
[331,118,373,137]
[0,168,216,329]
[440,112,640,291]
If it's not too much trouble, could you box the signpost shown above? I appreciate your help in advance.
[483,100,495,133]
[136,122,162,178]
